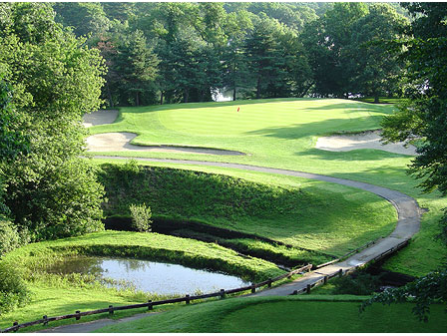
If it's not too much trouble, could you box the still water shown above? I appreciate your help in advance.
[47,256,249,295]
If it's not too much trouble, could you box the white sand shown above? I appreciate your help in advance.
[83,110,244,156]
[85,132,244,155]
[83,110,119,128]
[316,130,417,155]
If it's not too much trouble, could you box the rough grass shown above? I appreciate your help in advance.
[0,231,284,330]
[97,163,397,258]
[87,97,447,276]
[94,295,447,333]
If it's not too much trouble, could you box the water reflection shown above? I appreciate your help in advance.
[46,256,249,295]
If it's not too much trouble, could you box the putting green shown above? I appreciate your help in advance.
[88,98,446,276]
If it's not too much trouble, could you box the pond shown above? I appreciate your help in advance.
[46,256,250,295]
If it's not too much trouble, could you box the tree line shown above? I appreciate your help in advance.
[53,2,408,106]
[1,2,446,319]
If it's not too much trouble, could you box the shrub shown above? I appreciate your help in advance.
[130,203,152,232]
[332,271,382,295]
[0,262,31,315]
[0,220,21,256]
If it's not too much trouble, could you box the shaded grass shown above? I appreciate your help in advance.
[0,231,283,330]
[97,163,397,258]
[87,97,447,275]
[3,231,283,283]
[94,295,447,333]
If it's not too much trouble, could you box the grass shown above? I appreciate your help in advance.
[354,97,409,104]
[0,231,284,330]
[98,162,397,258]
[94,295,447,333]
[87,98,447,276]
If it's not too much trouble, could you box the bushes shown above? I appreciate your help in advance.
[0,220,29,257]
[0,262,31,315]
[130,203,152,232]
[332,271,382,295]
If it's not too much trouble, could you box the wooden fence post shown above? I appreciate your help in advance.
[306,284,311,294]
[109,305,114,316]
[147,300,153,310]
[324,276,328,285]
[220,289,226,299]
[43,315,48,326]
[76,311,81,321]
[338,269,343,277]
[268,279,272,288]
[251,284,256,293]
[185,295,190,304]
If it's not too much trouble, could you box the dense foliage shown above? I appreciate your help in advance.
[367,3,447,321]
[0,262,30,315]
[52,2,408,106]
[0,3,105,241]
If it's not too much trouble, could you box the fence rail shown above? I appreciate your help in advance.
[292,239,410,296]
[1,239,410,333]
[1,264,313,333]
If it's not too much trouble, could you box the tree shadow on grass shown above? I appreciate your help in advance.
[296,147,415,162]
[245,117,384,139]
[120,98,322,114]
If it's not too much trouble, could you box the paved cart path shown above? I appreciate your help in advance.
[37,156,420,332]
[92,156,420,295]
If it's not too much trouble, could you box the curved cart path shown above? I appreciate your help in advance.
[39,155,420,332]
[93,155,421,275]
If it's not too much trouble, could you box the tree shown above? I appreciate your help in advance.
[53,2,110,39]
[350,4,408,102]
[113,30,159,106]
[365,3,447,321]
[0,3,106,240]
[302,3,368,97]
[244,16,288,99]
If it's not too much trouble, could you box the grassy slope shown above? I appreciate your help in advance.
[87,98,447,276]
[98,163,396,258]
[0,231,283,330]
[95,295,447,333]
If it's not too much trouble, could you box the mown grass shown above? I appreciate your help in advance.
[0,231,284,330]
[87,97,447,276]
[94,295,447,333]
[97,162,397,258]
[354,97,409,104]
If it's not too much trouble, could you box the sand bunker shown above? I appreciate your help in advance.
[83,110,119,128]
[83,110,245,156]
[86,132,245,156]
[316,130,417,155]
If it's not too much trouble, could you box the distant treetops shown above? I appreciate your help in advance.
[53,2,409,106]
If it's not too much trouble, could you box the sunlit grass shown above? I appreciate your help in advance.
[87,98,447,276]
[95,295,447,333]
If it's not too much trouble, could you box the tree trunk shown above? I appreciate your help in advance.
[106,83,114,108]
[199,90,204,102]
[135,91,140,106]
[160,91,164,105]
[184,89,189,103]
[374,93,380,103]
[233,87,237,101]
[256,78,261,99]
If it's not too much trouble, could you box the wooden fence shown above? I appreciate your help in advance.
[292,239,410,295]
[1,238,410,333]
[0,265,313,333]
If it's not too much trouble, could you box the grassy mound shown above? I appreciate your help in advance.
[0,231,283,330]
[94,295,447,333]
[88,98,447,276]
[98,162,397,260]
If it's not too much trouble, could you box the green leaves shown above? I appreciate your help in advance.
[1,3,105,241]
